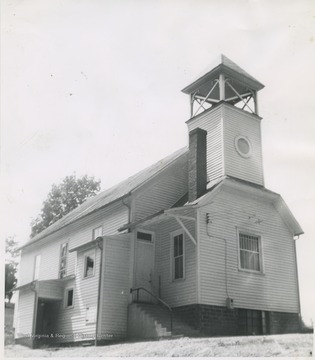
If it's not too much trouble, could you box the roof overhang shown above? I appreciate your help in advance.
[194,177,304,237]
[14,276,75,300]
[69,237,103,253]
[118,206,196,232]
[182,64,264,96]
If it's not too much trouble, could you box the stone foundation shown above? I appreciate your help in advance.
[173,304,301,336]
[269,311,301,334]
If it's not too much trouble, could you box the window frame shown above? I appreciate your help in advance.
[83,249,96,279]
[234,135,252,158]
[170,229,185,282]
[64,287,74,309]
[59,242,68,279]
[33,254,41,280]
[136,229,154,243]
[237,229,264,274]
[92,226,103,240]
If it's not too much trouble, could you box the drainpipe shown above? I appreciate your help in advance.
[95,238,104,346]
[30,282,38,349]
[122,196,132,233]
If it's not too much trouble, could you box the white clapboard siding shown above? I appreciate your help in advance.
[187,106,223,182]
[54,248,101,343]
[223,105,264,185]
[99,235,130,339]
[37,281,64,300]
[15,290,35,338]
[153,215,197,307]
[135,158,188,221]
[198,187,299,313]
[18,202,128,286]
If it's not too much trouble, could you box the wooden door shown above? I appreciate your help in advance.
[135,231,155,302]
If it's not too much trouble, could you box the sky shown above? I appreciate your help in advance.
[1,0,315,326]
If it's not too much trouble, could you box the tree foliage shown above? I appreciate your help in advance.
[31,174,101,238]
[5,236,19,302]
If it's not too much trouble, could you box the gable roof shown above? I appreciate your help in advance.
[127,176,303,237]
[193,177,304,236]
[20,147,188,249]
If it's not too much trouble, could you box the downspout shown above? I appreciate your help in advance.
[122,197,132,233]
[95,238,104,346]
[30,282,38,349]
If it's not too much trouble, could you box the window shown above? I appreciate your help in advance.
[137,231,153,242]
[83,250,95,278]
[65,288,74,308]
[59,243,68,279]
[235,135,252,158]
[33,255,41,280]
[171,230,185,280]
[239,232,262,272]
[238,309,263,335]
[93,226,102,240]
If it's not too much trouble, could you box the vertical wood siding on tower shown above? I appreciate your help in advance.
[198,187,299,313]
[187,106,223,182]
[15,290,35,339]
[99,236,130,339]
[223,106,264,185]
[150,214,197,307]
[134,160,188,222]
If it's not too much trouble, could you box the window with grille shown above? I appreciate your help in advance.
[239,232,262,272]
[59,243,68,279]
[171,231,185,280]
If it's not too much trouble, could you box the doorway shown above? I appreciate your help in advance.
[134,230,155,302]
[35,298,60,346]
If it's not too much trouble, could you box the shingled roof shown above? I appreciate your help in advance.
[181,54,264,94]
[21,147,188,249]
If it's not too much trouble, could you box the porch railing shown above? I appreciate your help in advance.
[130,287,173,332]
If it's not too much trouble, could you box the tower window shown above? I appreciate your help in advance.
[235,136,252,158]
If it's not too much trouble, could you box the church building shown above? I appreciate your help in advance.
[14,55,303,348]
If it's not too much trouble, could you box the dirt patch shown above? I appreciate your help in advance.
[5,333,313,357]
[5,303,15,346]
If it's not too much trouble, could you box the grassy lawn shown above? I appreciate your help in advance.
[5,333,313,357]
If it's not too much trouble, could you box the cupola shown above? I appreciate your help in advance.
[183,55,265,187]
[182,54,264,118]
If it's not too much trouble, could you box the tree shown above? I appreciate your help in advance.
[31,174,101,237]
[5,235,19,302]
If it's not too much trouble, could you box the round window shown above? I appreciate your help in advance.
[235,136,252,158]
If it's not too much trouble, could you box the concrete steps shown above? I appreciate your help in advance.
[131,303,200,339]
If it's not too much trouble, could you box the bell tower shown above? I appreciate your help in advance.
[182,55,265,186]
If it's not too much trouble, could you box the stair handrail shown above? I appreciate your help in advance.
[130,287,173,332]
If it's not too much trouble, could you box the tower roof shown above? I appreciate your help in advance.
[182,54,264,95]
